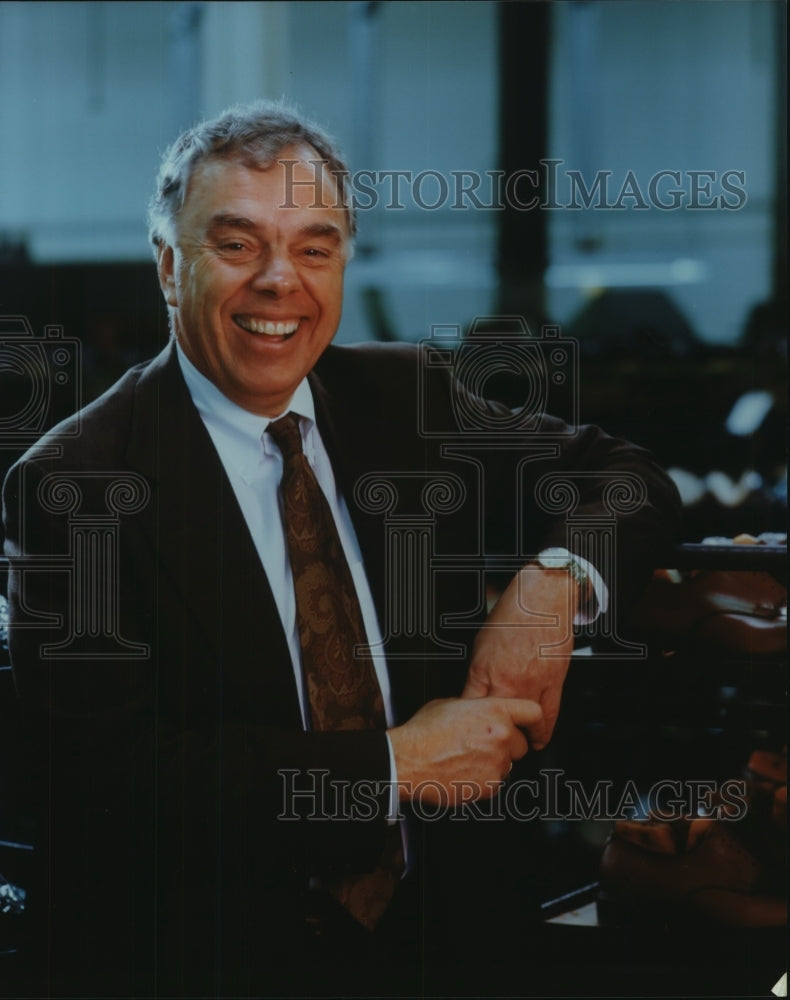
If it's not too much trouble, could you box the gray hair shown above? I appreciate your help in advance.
[147,100,356,251]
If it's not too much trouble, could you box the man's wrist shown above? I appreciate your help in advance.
[535,548,608,623]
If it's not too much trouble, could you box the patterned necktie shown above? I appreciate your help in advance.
[268,412,403,929]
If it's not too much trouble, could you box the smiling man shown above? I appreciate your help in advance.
[2,101,681,997]
[156,151,349,415]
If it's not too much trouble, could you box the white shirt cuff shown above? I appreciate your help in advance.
[385,732,400,823]
[571,555,609,625]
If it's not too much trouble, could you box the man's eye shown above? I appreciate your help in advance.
[221,242,247,252]
[303,247,328,258]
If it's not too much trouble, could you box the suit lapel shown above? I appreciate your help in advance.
[124,343,302,726]
[120,342,445,729]
[308,363,389,621]
[309,357,431,723]
[310,347,472,718]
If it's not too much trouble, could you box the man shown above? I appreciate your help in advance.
[2,102,680,996]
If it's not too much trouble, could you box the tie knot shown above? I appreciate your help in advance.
[268,412,304,461]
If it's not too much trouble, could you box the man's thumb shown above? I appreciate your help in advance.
[461,674,490,699]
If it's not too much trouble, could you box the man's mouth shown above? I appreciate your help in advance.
[234,316,300,340]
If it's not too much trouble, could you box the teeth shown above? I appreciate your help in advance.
[236,316,299,336]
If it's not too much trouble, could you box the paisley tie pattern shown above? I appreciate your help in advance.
[268,412,403,928]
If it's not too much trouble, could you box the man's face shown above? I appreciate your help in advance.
[157,145,350,416]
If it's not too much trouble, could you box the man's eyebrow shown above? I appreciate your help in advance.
[205,217,345,243]
[206,214,257,233]
[297,222,344,243]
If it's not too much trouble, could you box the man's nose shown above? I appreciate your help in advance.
[250,251,299,295]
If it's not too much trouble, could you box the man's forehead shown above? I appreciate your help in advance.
[186,145,345,218]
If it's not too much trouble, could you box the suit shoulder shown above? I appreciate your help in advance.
[7,360,150,474]
[315,340,462,418]
[318,342,419,377]
[314,342,422,403]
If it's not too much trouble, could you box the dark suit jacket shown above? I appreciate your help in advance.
[2,340,680,994]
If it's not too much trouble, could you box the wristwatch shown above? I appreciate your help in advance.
[536,547,590,595]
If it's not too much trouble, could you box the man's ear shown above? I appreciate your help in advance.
[156,242,178,308]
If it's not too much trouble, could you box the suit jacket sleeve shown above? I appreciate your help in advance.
[317,342,682,635]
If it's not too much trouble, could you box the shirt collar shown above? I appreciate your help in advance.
[175,340,317,467]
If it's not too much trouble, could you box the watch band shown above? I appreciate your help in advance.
[536,547,590,594]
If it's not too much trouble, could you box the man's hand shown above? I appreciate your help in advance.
[388,696,542,807]
[461,565,578,750]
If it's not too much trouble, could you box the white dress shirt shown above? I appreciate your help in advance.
[175,343,395,732]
